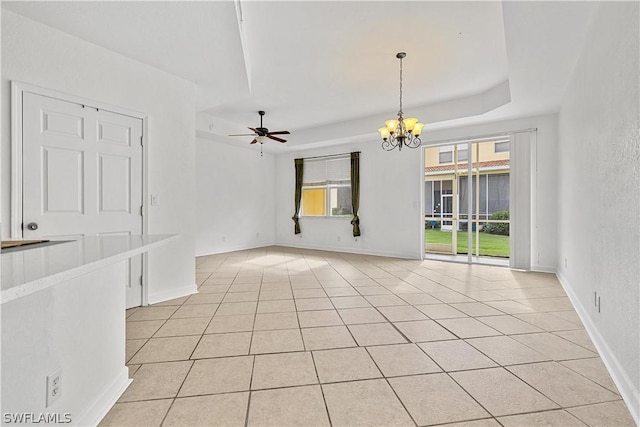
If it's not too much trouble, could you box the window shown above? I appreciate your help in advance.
[301,156,352,217]
[438,151,453,164]
[457,149,469,162]
[494,141,510,153]
[439,144,468,163]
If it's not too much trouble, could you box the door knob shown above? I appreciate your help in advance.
[26,222,38,231]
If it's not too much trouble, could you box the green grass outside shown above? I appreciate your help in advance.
[425,229,509,258]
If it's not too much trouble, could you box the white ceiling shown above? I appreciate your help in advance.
[3,0,597,151]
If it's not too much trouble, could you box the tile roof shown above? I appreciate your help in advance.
[425,159,510,174]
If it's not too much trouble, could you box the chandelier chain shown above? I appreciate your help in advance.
[398,55,403,117]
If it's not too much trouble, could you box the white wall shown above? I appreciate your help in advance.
[1,11,198,302]
[557,2,639,422]
[195,137,276,256]
[274,114,558,262]
[1,261,129,426]
[275,141,423,259]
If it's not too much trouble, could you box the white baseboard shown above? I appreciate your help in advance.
[531,264,556,273]
[74,366,131,427]
[195,242,275,257]
[198,240,419,260]
[556,272,639,425]
[147,282,198,305]
[274,241,419,259]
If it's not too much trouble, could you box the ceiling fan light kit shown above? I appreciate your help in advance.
[378,52,424,151]
[228,110,290,156]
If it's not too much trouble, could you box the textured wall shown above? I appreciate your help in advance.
[195,137,276,256]
[275,141,423,259]
[557,2,639,420]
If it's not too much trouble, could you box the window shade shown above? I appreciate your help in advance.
[326,157,350,182]
[303,156,350,184]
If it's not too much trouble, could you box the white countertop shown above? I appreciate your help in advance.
[1,234,178,304]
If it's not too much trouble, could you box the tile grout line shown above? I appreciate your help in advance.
[244,271,263,356]
[310,351,334,426]
[158,358,196,426]
[502,363,623,414]
[244,355,257,427]
[114,247,630,425]
[184,275,232,361]
[443,368,499,421]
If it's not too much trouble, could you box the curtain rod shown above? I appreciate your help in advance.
[297,151,360,161]
[422,128,537,146]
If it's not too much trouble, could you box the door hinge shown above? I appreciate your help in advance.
[140,205,143,216]
[140,136,143,146]
[139,276,143,286]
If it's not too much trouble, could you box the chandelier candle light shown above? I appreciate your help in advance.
[378,52,424,151]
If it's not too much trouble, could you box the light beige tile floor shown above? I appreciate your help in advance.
[102,246,636,426]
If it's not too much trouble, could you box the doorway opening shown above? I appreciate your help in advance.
[424,136,511,266]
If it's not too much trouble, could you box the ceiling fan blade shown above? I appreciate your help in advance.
[250,139,258,144]
[267,130,291,135]
[267,134,287,143]
[229,133,257,136]
[248,127,259,133]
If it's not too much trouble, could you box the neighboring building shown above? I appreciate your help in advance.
[425,139,510,230]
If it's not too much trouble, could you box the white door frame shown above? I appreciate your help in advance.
[421,130,536,267]
[10,80,151,304]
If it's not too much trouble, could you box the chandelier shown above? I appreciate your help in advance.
[378,52,424,151]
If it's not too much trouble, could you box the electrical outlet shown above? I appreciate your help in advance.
[150,194,160,206]
[46,368,62,407]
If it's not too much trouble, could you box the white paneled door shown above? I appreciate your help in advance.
[22,92,144,308]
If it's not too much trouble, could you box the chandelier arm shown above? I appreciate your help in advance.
[405,135,422,149]
[382,138,398,151]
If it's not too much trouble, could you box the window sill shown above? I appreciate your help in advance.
[300,216,352,220]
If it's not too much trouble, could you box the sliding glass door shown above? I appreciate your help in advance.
[424,137,511,265]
